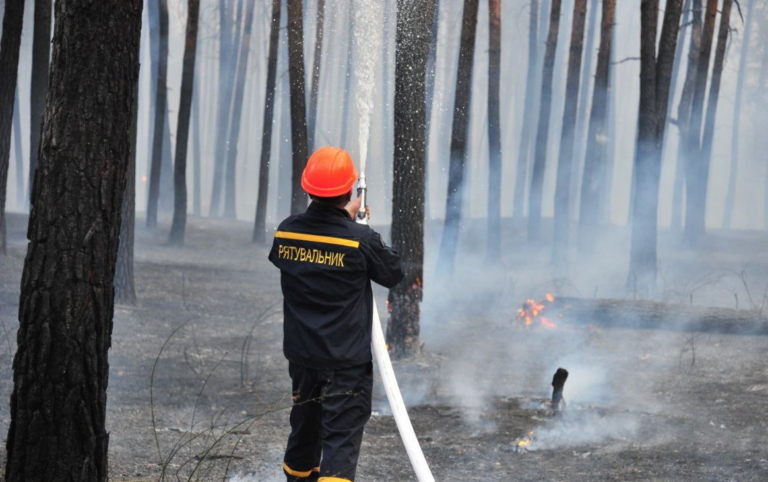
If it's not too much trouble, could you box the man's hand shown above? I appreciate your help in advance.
[344,196,370,221]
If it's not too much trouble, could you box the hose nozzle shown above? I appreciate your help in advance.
[356,173,368,225]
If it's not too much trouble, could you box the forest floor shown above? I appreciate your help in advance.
[0,212,767,481]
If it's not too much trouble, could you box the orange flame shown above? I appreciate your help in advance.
[516,295,558,329]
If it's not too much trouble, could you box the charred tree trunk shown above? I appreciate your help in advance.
[13,88,24,209]
[222,0,256,220]
[578,0,615,253]
[26,0,52,210]
[145,0,159,179]
[169,0,201,245]
[115,80,140,306]
[628,0,684,290]
[340,1,355,148]
[552,0,588,267]
[192,62,202,217]
[527,0,562,242]
[486,0,502,260]
[0,0,24,256]
[210,0,236,216]
[723,0,754,229]
[436,0,479,276]
[253,0,282,243]
[512,0,539,218]
[5,0,142,479]
[287,0,309,214]
[387,0,435,358]
[146,0,169,228]
[671,0,703,230]
[307,0,325,152]
[570,0,599,221]
[683,0,717,246]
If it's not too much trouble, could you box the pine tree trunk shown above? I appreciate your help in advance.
[552,0,588,267]
[146,0,169,228]
[386,0,435,358]
[146,0,159,180]
[512,0,539,218]
[170,0,201,245]
[223,0,256,220]
[210,0,237,216]
[5,1,142,480]
[253,0,282,243]
[527,0,562,242]
[26,0,52,210]
[723,0,754,229]
[578,0,615,253]
[287,0,309,214]
[683,0,717,246]
[13,88,24,209]
[0,0,24,256]
[628,0,684,291]
[192,62,202,217]
[115,80,140,305]
[436,0,479,276]
[671,0,702,230]
[486,0,502,260]
[340,0,355,148]
[570,0,599,221]
[307,0,325,153]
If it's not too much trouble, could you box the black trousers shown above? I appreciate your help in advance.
[283,361,373,482]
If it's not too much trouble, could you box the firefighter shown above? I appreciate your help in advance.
[269,146,404,482]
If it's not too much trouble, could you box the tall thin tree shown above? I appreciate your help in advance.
[13,88,24,209]
[436,0,480,275]
[527,0,562,242]
[287,0,309,214]
[512,0,539,218]
[146,0,169,228]
[387,0,435,358]
[223,0,257,219]
[552,0,588,267]
[170,0,202,245]
[253,0,282,243]
[0,0,24,255]
[628,0,684,289]
[307,0,326,152]
[723,0,755,229]
[5,0,142,479]
[578,0,615,253]
[26,0,52,209]
[486,0,502,259]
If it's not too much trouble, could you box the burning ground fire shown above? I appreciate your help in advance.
[516,293,558,329]
[515,431,536,453]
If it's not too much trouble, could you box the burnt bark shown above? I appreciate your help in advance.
[146,0,169,228]
[26,0,52,209]
[682,0,717,246]
[170,0,202,245]
[115,79,140,306]
[307,0,325,152]
[527,0,562,242]
[387,0,435,358]
[552,0,588,267]
[671,0,702,230]
[695,0,733,232]
[578,0,615,253]
[486,0,501,260]
[253,0,282,243]
[0,0,24,255]
[5,0,142,480]
[723,0,755,229]
[222,0,256,220]
[628,0,684,290]
[436,0,479,276]
[512,0,538,218]
[287,0,309,214]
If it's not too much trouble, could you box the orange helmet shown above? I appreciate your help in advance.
[301,147,358,197]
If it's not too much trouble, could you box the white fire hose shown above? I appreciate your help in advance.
[356,174,436,482]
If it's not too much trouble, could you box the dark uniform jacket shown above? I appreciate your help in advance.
[269,202,404,369]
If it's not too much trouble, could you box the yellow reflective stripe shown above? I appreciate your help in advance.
[318,478,352,482]
[313,467,321,473]
[276,231,359,248]
[283,462,314,478]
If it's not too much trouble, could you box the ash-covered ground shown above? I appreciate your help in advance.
[0,212,767,481]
